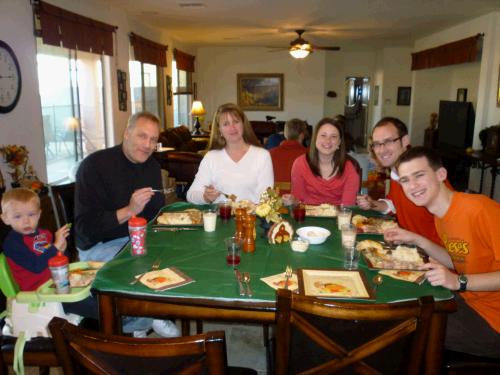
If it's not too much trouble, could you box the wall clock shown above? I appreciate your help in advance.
[0,40,22,114]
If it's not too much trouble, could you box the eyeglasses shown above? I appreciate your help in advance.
[370,136,403,150]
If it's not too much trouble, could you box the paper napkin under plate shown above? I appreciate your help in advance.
[138,267,194,291]
[261,272,299,292]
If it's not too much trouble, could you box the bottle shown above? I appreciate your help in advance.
[48,252,70,294]
[128,216,147,256]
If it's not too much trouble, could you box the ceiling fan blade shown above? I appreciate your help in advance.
[314,46,341,51]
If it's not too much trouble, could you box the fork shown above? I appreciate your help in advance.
[242,272,253,297]
[284,266,293,290]
[130,258,161,285]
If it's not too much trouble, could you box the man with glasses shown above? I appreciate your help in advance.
[357,117,444,245]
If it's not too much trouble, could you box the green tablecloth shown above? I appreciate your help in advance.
[93,202,453,304]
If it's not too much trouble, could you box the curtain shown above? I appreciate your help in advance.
[174,49,195,72]
[411,35,483,71]
[36,1,117,56]
[129,33,168,67]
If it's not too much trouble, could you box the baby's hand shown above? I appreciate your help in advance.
[54,224,71,252]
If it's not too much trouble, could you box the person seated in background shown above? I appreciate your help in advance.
[270,118,308,194]
[384,147,500,358]
[187,103,274,204]
[289,117,360,205]
[265,121,285,150]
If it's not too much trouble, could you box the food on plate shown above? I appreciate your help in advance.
[231,199,255,214]
[157,209,202,225]
[305,203,337,217]
[69,268,98,287]
[86,261,105,269]
[313,281,351,295]
[297,226,331,245]
[351,214,398,233]
[268,220,294,244]
[379,270,426,284]
[291,238,309,252]
[357,240,425,269]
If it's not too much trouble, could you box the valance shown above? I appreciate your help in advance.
[411,34,483,71]
[129,33,168,67]
[174,49,195,72]
[36,1,117,56]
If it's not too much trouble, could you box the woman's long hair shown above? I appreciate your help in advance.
[208,103,261,150]
[306,117,347,177]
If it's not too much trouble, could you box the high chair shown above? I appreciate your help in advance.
[0,253,89,374]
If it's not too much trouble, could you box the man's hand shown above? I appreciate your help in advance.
[420,259,459,290]
[128,187,155,216]
[54,224,71,252]
[203,185,221,203]
[356,194,374,210]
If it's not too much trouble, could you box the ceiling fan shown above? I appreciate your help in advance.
[269,29,341,59]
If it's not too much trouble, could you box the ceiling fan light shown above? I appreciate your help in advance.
[289,47,310,59]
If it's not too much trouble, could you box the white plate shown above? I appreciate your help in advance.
[296,226,331,245]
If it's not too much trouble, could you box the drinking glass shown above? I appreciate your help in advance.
[337,207,352,230]
[343,246,360,270]
[225,236,242,267]
[203,208,217,232]
[341,224,357,248]
[219,201,232,220]
[292,203,306,222]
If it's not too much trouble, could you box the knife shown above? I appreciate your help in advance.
[151,227,200,232]
[234,270,246,296]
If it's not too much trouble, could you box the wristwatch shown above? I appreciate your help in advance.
[458,274,468,292]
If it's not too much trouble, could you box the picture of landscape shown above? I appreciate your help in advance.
[237,73,283,111]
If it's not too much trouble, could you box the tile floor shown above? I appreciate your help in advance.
[12,321,269,375]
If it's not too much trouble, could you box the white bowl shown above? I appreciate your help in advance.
[290,238,309,252]
[296,226,331,245]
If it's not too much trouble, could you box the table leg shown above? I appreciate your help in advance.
[479,163,485,194]
[98,293,120,335]
[490,165,498,198]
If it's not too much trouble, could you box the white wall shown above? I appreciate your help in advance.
[196,47,326,127]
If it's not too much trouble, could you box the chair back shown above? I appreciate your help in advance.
[49,317,227,375]
[275,289,435,375]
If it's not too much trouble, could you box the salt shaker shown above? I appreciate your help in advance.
[234,208,245,241]
[128,216,147,256]
[48,252,70,294]
[242,213,256,253]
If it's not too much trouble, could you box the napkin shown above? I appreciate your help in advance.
[261,272,299,292]
[138,267,194,291]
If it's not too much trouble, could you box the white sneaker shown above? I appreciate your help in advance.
[152,319,180,338]
[132,329,149,338]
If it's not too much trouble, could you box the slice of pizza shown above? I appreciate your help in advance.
[69,269,98,287]
[379,270,426,284]
[352,215,397,233]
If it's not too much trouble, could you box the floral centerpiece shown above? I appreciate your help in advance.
[255,187,283,223]
[0,144,44,192]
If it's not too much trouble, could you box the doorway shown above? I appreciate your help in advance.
[344,77,370,148]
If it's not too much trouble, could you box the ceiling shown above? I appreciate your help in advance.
[106,0,500,50]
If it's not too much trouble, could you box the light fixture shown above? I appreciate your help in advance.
[289,43,312,59]
[190,100,206,135]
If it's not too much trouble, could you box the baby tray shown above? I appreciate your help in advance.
[0,253,92,374]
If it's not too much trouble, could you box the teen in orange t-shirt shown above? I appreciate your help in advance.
[384,147,500,358]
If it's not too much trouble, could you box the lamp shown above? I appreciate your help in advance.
[289,43,312,59]
[190,100,206,135]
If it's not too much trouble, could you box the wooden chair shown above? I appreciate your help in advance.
[49,316,228,375]
[274,289,435,375]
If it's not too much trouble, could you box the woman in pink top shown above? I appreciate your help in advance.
[290,118,360,205]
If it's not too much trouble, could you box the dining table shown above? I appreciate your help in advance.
[92,202,456,375]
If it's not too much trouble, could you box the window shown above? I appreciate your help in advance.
[36,39,108,184]
[128,61,162,117]
[172,60,192,127]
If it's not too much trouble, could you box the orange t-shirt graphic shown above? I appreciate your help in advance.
[435,192,500,333]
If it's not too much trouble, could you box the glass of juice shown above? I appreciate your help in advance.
[292,203,306,222]
[219,201,232,220]
[225,236,242,267]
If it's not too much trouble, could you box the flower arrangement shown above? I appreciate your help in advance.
[255,187,283,223]
[0,144,42,191]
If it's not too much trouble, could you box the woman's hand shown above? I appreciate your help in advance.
[281,194,296,206]
[356,194,374,210]
[203,185,220,203]
[54,224,71,252]
[420,259,459,290]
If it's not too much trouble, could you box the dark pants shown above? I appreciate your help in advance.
[445,293,500,358]
[62,296,98,320]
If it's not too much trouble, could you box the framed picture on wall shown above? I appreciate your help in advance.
[117,69,127,112]
[237,73,284,111]
[166,75,172,106]
[397,86,411,106]
[456,88,468,102]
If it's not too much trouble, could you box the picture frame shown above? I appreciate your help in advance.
[297,268,373,299]
[397,86,411,106]
[456,88,468,102]
[497,65,500,108]
[237,73,284,111]
[117,69,127,112]
[166,75,172,106]
[373,85,380,106]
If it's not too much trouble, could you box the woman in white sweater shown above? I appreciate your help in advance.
[187,103,274,204]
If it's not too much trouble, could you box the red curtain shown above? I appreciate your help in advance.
[174,49,195,72]
[411,35,483,70]
[37,1,117,56]
[129,33,168,67]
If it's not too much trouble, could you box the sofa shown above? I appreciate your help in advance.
[158,125,208,152]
